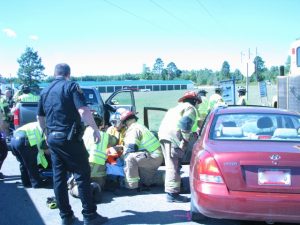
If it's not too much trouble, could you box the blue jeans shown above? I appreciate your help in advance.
[47,132,96,219]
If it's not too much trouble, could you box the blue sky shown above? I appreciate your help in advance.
[0,0,299,77]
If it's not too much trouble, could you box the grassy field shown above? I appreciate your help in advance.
[102,84,277,130]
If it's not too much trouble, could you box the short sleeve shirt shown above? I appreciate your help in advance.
[37,77,87,132]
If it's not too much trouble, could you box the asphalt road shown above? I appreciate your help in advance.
[0,152,296,225]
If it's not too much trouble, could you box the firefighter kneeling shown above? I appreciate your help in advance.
[115,110,163,195]
[68,112,117,203]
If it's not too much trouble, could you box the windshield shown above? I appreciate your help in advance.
[210,113,300,142]
[82,88,99,104]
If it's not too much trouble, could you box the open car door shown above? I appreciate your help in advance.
[143,107,192,165]
[104,90,136,126]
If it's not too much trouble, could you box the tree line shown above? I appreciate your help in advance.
[0,47,292,88]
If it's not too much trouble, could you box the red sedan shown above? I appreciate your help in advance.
[190,105,300,224]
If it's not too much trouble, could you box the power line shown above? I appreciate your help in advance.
[149,0,191,28]
[194,0,219,25]
[102,0,167,31]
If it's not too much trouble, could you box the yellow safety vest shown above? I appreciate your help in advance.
[127,123,160,153]
[83,127,109,165]
[0,98,9,120]
[208,94,223,110]
[197,97,209,119]
[17,122,48,168]
[18,93,40,102]
[106,126,126,145]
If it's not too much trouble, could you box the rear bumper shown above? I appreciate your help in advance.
[192,181,300,223]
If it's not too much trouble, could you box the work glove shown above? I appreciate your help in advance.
[179,139,189,152]
[93,129,101,144]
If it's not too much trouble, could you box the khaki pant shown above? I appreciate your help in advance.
[124,149,163,189]
[160,140,181,193]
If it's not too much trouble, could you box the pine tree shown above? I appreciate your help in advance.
[17,47,45,89]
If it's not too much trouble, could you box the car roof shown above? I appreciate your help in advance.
[213,105,299,116]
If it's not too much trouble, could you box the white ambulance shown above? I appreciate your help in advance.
[289,39,300,75]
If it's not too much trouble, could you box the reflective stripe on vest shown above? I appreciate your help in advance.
[17,122,42,147]
[125,176,140,184]
[84,127,108,165]
[19,93,40,102]
[166,180,180,189]
[36,149,48,169]
[17,122,48,168]
[129,123,160,153]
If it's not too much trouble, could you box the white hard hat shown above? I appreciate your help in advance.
[110,108,127,127]
[116,107,127,114]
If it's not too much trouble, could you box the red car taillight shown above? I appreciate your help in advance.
[197,151,224,184]
[14,108,20,126]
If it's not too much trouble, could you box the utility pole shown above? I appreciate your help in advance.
[255,47,258,81]
[246,48,250,101]
[240,51,244,63]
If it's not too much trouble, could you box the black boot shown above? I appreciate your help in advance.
[166,192,189,203]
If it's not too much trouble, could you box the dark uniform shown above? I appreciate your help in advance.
[0,132,8,179]
[37,76,96,221]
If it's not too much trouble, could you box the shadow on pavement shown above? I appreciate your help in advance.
[105,209,191,224]
[0,180,46,225]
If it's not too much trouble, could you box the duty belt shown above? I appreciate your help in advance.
[49,131,66,138]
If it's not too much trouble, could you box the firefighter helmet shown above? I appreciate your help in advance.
[120,110,138,122]
[178,91,202,103]
[110,108,126,127]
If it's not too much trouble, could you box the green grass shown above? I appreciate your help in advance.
[102,84,277,130]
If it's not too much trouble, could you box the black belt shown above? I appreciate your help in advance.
[49,131,66,138]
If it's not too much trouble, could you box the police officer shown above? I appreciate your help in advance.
[237,86,248,106]
[37,63,108,225]
[158,91,201,203]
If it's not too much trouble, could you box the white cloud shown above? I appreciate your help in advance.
[29,35,39,41]
[2,28,17,38]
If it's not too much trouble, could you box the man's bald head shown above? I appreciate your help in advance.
[54,63,71,77]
